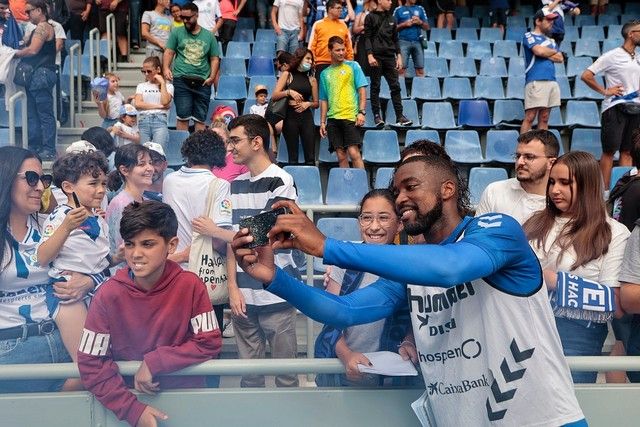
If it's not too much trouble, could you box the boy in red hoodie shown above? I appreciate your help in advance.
[78,200,221,427]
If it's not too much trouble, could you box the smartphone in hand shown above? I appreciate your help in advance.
[239,207,291,248]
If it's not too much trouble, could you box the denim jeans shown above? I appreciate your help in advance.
[399,39,424,69]
[138,113,169,147]
[555,316,608,383]
[26,67,57,152]
[129,0,141,45]
[255,0,271,29]
[276,28,300,54]
[0,329,70,393]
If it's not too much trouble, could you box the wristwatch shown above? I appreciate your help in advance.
[358,109,366,116]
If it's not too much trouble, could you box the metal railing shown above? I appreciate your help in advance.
[8,90,27,148]
[67,41,81,126]
[88,28,101,79]
[106,13,117,71]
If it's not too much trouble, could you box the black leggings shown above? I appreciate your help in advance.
[282,107,315,164]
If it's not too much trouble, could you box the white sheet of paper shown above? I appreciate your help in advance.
[356,351,418,376]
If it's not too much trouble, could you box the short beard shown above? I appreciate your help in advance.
[403,193,444,237]
[516,165,547,184]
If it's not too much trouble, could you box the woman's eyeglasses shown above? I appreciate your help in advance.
[17,171,52,188]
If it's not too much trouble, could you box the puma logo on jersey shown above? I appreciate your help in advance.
[79,328,110,356]
[191,310,219,335]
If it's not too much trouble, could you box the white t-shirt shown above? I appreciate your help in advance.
[162,167,233,256]
[587,47,640,112]
[530,216,630,287]
[273,0,304,31]
[193,0,221,32]
[39,205,111,277]
[475,178,546,225]
[24,19,66,65]
[110,121,139,147]
[106,91,125,120]
[249,102,267,117]
[141,10,173,48]
[135,81,175,116]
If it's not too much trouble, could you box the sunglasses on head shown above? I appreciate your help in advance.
[18,171,52,188]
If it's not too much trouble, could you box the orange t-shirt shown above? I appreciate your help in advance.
[10,0,27,22]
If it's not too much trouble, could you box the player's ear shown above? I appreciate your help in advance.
[61,180,74,195]
[166,236,179,254]
[440,179,456,201]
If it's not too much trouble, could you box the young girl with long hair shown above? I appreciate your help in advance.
[523,151,630,383]
[95,72,124,129]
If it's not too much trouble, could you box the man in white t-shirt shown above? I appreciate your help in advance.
[193,0,222,34]
[162,129,231,269]
[271,0,304,54]
[581,19,640,189]
[475,129,560,224]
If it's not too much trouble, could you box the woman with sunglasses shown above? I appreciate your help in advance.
[14,0,57,160]
[134,56,174,149]
[0,147,94,392]
[523,151,631,383]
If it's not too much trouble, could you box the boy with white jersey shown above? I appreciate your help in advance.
[109,104,141,147]
[193,0,222,33]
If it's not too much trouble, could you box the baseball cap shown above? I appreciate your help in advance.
[254,84,268,96]
[65,140,97,153]
[534,8,559,20]
[119,104,138,116]
[143,141,166,159]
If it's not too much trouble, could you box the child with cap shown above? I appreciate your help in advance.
[109,104,141,147]
[249,84,269,117]
[142,141,169,201]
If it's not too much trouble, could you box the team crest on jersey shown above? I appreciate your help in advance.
[220,199,232,217]
[43,224,55,237]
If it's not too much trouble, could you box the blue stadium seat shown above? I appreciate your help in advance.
[505,76,525,99]
[225,41,252,59]
[468,167,509,205]
[248,75,277,92]
[247,56,275,76]
[444,130,485,164]
[607,25,623,39]
[575,15,596,26]
[165,130,190,167]
[610,166,634,192]
[438,40,464,59]
[474,76,505,100]
[255,29,277,43]
[64,39,81,54]
[232,28,254,43]
[283,165,323,205]
[455,27,478,42]
[423,41,438,57]
[574,39,601,57]
[421,102,459,129]
[505,26,526,43]
[507,57,525,76]
[318,137,338,163]
[317,218,361,242]
[442,77,473,100]
[360,104,382,129]
[220,58,247,76]
[374,167,395,189]
[429,28,452,42]
[581,25,605,40]
[466,41,492,59]
[536,106,564,128]
[573,75,604,100]
[0,129,10,147]
[470,4,486,16]
[558,42,573,57]
[626,3,640,13]
[0,97,23,128]
[252,42,276,58]
[215,75,247,100]
[549,129,565,156]
[493,99,524,127]
[606,3,622,14]
[325,168,370,205]
[479,27,502,42]
[276,134,305,164]
[555,62,566,77]
[449,57,477,77]
[557,76,574,100]
[379,77,408,100]
[570,128,602,159]
[385,100,420,128]
[485,130,519,163]
[458,16,479,28]
[563,26,580,42]
[565,101,601,127]
[405,129,441,146]
[411,77,442,100]
[602,38,623,53]
[506,16,526,27]
[205,100,238,125]
[362,130,401,163]
[458,100,492,127]
[566,56,593,77]
[493,40,519,58]
[479,57,507,77]
[236,17,255,30]
[242,98,255,115]
[424,57,449,78]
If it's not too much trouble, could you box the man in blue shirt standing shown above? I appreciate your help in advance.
[521,8,564,134]
[393,0,429,77]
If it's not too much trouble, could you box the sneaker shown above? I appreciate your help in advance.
[374,114,385,129]
[38,148,57,161]
[396,115,413,127]
[222,321,235,338]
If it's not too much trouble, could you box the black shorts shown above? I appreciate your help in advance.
[435,0,456,13]
[601,103,640,153]
[489,9,509,27]
[326,118,361,152]
[98,10,128,35]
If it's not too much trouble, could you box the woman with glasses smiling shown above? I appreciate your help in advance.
[134,56,174,149]
[0,147,94,392]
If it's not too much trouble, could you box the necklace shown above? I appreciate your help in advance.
[622,46,636,60]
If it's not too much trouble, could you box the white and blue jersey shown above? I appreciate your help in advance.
[393,5,428,42]
[267,214,585,426]
[523,31,557,84]
[0,216,52,329]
